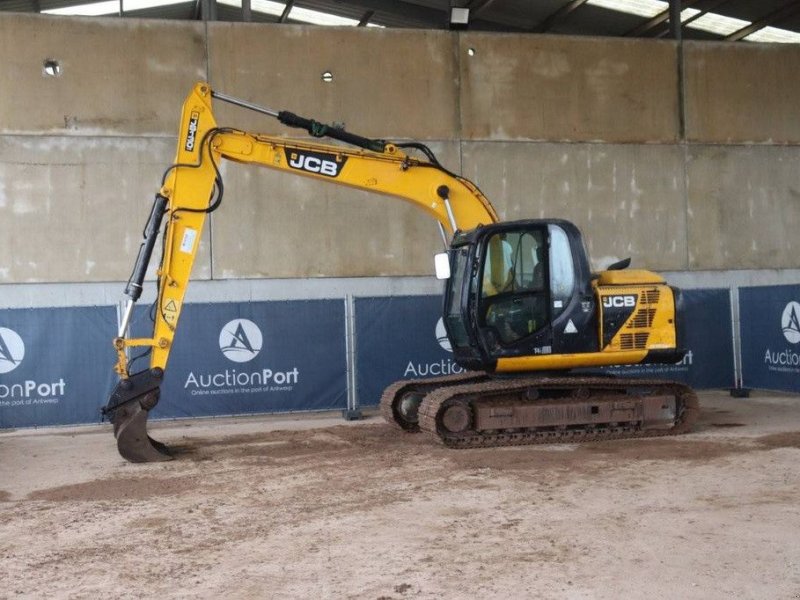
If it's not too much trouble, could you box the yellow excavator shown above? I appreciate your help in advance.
[103,82,698,462]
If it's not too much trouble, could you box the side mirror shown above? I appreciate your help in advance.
[434,252,451,280]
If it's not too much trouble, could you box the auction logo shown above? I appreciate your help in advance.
[783,301,800,344]
[0,327,24,374]
[219,319,263,363]
[402,317,463,378]
[435,318,452,352]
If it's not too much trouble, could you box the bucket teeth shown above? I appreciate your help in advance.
[110,394,172,463]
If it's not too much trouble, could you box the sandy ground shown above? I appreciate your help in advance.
[1,391,799,600]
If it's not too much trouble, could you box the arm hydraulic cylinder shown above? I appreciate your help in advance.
[125,194,168,303]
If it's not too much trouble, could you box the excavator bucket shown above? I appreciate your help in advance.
[110,397,171,463]
[104,369,172,463]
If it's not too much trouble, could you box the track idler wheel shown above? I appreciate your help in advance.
[394,391,425,432]
[104,369,172,463]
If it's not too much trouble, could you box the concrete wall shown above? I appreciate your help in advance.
[0,16,206,135]
[458,34,679,143]
[0,14,798,288]
[684,42,800,144]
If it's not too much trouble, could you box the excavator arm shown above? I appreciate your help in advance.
[104,82,498,461]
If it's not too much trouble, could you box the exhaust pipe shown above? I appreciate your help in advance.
[103,369,172,462]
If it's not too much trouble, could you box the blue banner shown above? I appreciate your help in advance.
[0,306,117,428]
[131,300,347,418]
[0,287,742,429]
[603,288,735,389]
[740,285,800,393]
[355,295,464,406]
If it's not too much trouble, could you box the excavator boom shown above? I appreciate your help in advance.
[104,83,498,461]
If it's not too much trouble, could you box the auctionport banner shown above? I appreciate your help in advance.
[0,306,118,428]
[130,300,347,418]
[603,288,735,389]
[740,285,800,393]
[355,295,464,407]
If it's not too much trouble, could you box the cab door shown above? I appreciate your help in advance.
[476,225,553,357]
[474,222,597,361]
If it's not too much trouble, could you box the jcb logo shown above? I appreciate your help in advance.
[603,295,637,309]
[285,149,345,178]
[184,112,200,152]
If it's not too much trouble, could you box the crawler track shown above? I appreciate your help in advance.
[416,375,699,448]
[381,372,700,447]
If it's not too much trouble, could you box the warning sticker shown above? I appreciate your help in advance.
[180,228,197,254]
[162,299,179,325]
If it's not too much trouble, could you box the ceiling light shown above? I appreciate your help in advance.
[685,12,748,37]
[586,0,666,19]
[744,26,800,43]
[218,0,285,17]
[289,6,359,26]
[43,0,186,16]
[449,7,470,30]
[219,0,382,26]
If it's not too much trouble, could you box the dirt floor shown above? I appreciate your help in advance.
[1,391,799,599]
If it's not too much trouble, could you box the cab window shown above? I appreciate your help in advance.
[548,224,575,317]
[482,230,546,297]
[480,229,548,345]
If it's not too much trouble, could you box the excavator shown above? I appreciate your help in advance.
[103,82,699,462]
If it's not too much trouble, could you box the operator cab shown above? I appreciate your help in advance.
[443,219,598,372]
